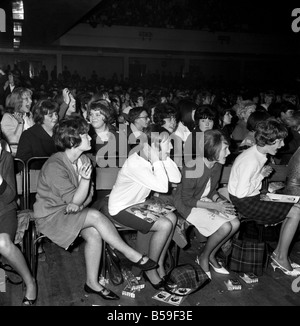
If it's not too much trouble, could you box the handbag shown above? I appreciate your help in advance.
[165,263,210,296]
[229,238,266,276]
[105,244,124,286]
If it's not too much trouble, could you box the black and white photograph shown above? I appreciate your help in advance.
[1,0,300,310]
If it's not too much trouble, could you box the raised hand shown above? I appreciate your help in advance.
[78,162,92,180]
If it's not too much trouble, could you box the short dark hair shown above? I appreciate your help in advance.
[128,106,148,123]
[32,99,59,124]
[194,105,217,126]
[255,117,288,147]
[153,102,177,126]
[204,129,228,161]
[53,116,90,151]
[246,110,270,132]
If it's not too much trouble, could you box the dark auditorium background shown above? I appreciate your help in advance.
[0,0,299,90]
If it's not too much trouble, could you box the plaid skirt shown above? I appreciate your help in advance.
[229,194,293,224]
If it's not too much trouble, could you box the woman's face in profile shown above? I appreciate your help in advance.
[217,141,230,165]
[163,115,177,133]
[223,111,232,126]
[77,133,92,152]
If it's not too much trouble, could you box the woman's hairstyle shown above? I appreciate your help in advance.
[236,100,256,120]
[32,99,59,124]
[255,117,288,147]
[204,129,228,161]
[153,102,177,126]
[128,106,148,123]
[88,101,112,124]
[5,87,32,114]
[176,99,196,131]
[53,116,90,151]
[194,104,217,126]
[246,110,270,132]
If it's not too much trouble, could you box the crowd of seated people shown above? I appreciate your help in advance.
[1,62,300,305]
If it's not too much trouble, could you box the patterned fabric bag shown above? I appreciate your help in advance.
[229,238,266,276]
[165,263,210,296]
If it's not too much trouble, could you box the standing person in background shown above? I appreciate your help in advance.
[33,116,158,300]
[0,138,37,305]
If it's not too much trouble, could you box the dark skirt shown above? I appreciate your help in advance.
[100,197,154,234]
[229,194,293,224]
[0,209,17,241]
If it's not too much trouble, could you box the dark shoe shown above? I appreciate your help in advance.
[22,296,37,306]
[143,272,165,290]
[84,283,120,300]
[132,254,158,271]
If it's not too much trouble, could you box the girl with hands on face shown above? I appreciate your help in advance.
[107,125,181,288]
[174,129,240,278]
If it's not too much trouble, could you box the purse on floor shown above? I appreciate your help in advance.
[105,244,124,286]
[164,263,210,296]
[229,238,266,276]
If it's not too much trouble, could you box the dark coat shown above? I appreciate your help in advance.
[174,159,222,219]
[16,123,57,169]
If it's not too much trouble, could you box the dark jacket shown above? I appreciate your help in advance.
[16,123,57,169]
[174,159,222,219]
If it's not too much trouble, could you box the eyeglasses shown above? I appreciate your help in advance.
[137,116,149,120]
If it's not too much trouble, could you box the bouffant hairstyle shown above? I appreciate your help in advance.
[88,101,112,124]
[204,129,228,161]
[53,116,90,151]
[255,117,288,147]
[32,99,59,124]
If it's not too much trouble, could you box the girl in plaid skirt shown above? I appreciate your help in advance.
[228,118,300,276]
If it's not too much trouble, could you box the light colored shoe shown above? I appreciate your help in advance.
[270,257,300,277]
[271,252,300,269]
[205,271,212,279]
[209,262,230,275]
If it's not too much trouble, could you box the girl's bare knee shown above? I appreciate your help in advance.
[0,233,11,251]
